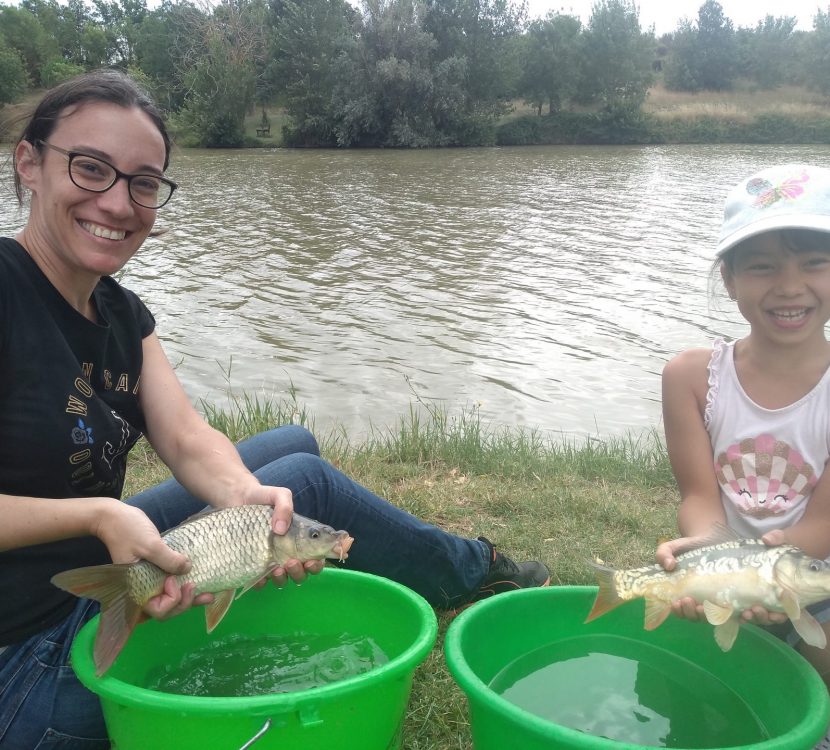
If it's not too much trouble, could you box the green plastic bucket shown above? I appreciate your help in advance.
[445,585,829,750]
[71,567,438,750]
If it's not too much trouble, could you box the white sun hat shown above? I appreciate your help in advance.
[716,163,830,258]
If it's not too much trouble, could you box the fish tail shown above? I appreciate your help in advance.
[51,564,143,676]
[584,561,626,622]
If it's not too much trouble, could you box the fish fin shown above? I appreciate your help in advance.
[236,566,277,600]
[779,588,802,621]
[51,564,142,676]
[205,589,235,633]
[584,561,626,622]
[702,599,734,626]
[714,618,740,652]
[791,609,827,649]
[643,598,672,630]
[672,524,743,557]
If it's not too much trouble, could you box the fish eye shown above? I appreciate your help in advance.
[309,529,320,539]
[810,560,825,572]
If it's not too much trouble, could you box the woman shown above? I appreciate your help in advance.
[0,69,549,749]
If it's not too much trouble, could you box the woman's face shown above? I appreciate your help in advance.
[15,101,167,281]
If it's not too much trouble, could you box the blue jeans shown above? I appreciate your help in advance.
[0,425,489,749]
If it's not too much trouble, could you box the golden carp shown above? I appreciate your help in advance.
[52,506,353,675]
[585,526,830,652]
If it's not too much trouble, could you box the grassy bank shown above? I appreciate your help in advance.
[499,83,830,146]
[124,395,678,749]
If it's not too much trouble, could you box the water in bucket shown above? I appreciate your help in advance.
[145,631,389,696]
[489,633,768,748]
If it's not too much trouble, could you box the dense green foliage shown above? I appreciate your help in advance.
[1,0,829,147]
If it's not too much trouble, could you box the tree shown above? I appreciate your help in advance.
[175,1,265,147]
[695,0,737,89]
[662,21,699,90]
[519,12,581,115]
[736,16,796,89]
[0,5,58,85]
[134,1,200,110]
[804,6,830,95]
[663,1,737,91]
[579,0,655,115]
[265,0,356,145]
[330,0,471,147]
[0,39,27,106]
[423,0,527,118]
[91,0,149,66]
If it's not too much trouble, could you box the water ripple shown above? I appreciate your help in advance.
[4,144,830,438]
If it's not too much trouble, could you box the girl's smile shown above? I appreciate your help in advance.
[723,232,830,346]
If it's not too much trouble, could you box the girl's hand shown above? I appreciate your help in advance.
[671,596,706,621]
[739,528,787,624]
[655,534,708,572]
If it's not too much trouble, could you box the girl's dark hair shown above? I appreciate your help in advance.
[13,68,172,203]
[718,228,830,274]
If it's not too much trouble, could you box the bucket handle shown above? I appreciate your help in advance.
[238,718,272,750]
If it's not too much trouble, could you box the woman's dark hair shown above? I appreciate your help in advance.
[13,68,172,203]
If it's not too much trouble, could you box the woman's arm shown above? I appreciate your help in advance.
[0,494,190,572]
[137,334,293,528]
[137,333,320,584]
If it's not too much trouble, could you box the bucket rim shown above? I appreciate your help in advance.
[71,567,438,714]
[444,584,830,750]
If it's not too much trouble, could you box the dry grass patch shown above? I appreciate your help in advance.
[645,83,830,121]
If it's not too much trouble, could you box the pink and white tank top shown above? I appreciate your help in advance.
[704,338,830,538]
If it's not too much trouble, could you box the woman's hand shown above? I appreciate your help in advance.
[142,578,215,622]
[236,482,325,586]
[93,499,191,573]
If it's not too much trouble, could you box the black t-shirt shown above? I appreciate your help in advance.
[0,237,155,644]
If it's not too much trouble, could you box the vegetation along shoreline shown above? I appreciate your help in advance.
[2,0,830,149]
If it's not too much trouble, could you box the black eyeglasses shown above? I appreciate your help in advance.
[36,140,177,209]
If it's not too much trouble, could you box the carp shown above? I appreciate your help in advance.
[52,506,353,675]
[585,526,830,652]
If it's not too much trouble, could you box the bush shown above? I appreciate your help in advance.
[39,59,84,89]
[0,42,27,105]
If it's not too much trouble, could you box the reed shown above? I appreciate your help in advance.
[123,394,679,750]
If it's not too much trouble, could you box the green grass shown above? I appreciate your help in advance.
[123,394,679,749]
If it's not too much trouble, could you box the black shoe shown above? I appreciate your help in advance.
[469,536,550,604]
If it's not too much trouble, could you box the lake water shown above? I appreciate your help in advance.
[4,144,829,439]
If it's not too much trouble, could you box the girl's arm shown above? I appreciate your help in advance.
[657,349,732,622]
[658,348,728,560]
[766,469,830,560]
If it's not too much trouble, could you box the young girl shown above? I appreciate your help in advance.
[657,163,830,742]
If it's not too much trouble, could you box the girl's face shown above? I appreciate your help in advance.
[722,231,830,346]
[14,101,167,282]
